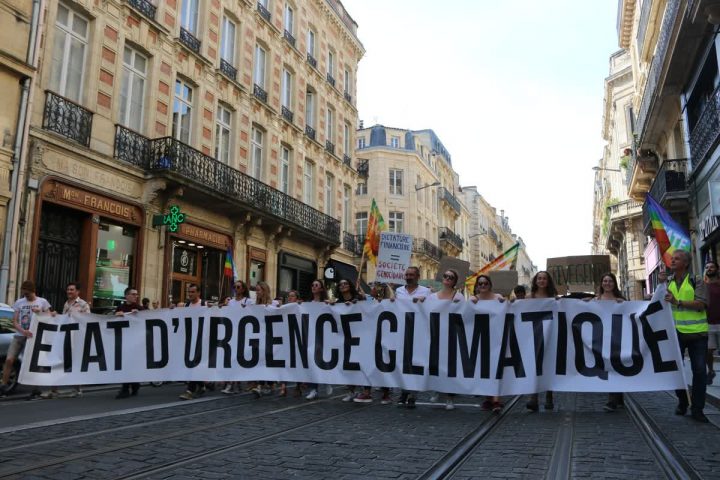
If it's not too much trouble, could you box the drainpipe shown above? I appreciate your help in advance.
[0,0,42,303]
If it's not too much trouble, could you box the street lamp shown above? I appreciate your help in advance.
[592,166,622,172]
[415,181,440,191]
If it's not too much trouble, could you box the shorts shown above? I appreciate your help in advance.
[6,336,27,359]
[708,324,720,350]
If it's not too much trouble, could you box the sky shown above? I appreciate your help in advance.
[343,0,620,269]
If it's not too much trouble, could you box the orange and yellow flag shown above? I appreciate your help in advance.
[362,199,386,265]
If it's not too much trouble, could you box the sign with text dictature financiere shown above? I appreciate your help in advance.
[19,286,686,395]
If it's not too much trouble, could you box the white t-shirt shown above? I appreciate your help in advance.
[395,285,431,299]
[228,297,255,307]
[428,291,465,302]
[12,296,51,336]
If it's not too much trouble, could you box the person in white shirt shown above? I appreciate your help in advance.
[227,280,255,307]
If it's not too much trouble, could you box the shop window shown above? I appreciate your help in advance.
[92,221,137,313]
[277,252,316,299]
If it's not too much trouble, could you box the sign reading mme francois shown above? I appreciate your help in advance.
[20,287,686,395]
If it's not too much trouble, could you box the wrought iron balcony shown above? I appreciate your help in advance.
[412,238,441,262]
[635,0,680,145]
[127,0,156,20]
[219,59,237,81]
[342,154,351,167]
[689,83,720,172]
[113,127,341,244]
[253,84,268,103]
[439,227,463,252]
[281,106,294,123]
[326,73,336,88]
[257,2,271,22]
[305,125,316,141]
[342,231,364,256]
[439,187,462,215]
[344,92,352,103]
[357,159,369,178]
[488,228,498,243]
[283,30,296,48]
[43,91,93,147]
[325,140,335,155]
[306,53,317,69]
[179,27,201,54]
[649,159,688,204]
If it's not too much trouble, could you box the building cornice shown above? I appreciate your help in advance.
[617,0,636,49]
[316,0,365,58]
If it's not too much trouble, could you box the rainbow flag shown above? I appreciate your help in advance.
[465,242,520,292]
[362,199,386,265]
[224,247,237,280]
[646,194,691,267]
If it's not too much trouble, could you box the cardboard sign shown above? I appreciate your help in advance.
[375,232,413,284]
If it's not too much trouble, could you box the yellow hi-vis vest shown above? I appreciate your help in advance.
[668,275,708,334]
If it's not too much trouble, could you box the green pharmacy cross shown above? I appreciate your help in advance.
[152,205,186,232]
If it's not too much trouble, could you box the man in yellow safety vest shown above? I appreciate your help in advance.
[663,250,709,423]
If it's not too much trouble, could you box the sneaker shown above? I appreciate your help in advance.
[341,391,356,402]
[445,398,455,411]
[68,389,82,398]
[40,390,57,399]
[27,389,42,401]
[196,387,206,397]
[305,389,318,400]
[179,391,194,400]
[396,392,408,407]
[381,393,392,405]
[406,394,416,409]
[708,370,716,385]
[492,401,503,413]
[221,385,234,394]
[481,399,493,411]
[429,392,439,403]
[251,386,263,397]
[603,402,618,412]
[324,384,334,396]
[691,411,710,423]
[353,393,373,403]
[261,386,273,395]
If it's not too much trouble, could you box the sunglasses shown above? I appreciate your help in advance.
[477,282,490,286]
[443,274,456,280]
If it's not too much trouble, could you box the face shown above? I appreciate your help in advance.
[287,291,299,303]
[311,281,323,293]
[22,288,34,300]
[515,290,526,299]
[535,273,549,289]
[338,280,351,292]
[670,251,687,270]
[442,271,457,288]
[152,301,159,309]
[235,283,245,294]
[404,268,419,285]
[475,278,490,294]
[66,285,79,299]
[126,290,139,302]
[706,263,718,277]
[601,275,615,293]
[187,286,198,301]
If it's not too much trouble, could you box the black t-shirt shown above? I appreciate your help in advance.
[116,302,146,313]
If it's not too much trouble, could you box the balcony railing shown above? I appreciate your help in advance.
[281,106,294,123]
[326,73,336,88]
[179,27,201,54]
[113,125,340,244]
[342,154,351,167]
[342,231,364,256]
[635,0,680,144]
[439,227,463,251]
[306,53,317,69]
[689,83,720,172]
[607,199,643,222]
[128,0,156,20]
[43,91,93,147]
[257,2,271,22]
[636,0,652,57]
[253,84,268,103]
[488,228,498,243]
[439,187,462,215]
[357,159,368,177]
[283,30,296,48]
[344,92,352,103]
[648,158,688,204]
[305,125,316,141]
[412,238,441,262]
[325,140,335,155]
[219,59,237,81]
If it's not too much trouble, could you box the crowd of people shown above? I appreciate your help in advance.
[0,252,717,423]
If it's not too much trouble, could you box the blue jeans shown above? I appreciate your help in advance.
[675,332,708,412]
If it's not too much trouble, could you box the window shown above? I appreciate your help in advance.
[390,136,400,148]
[215,105,232,164]
[388,212,404,233]
[325,173,334,216]
[327,50,335,76]
[280,146,291,194]
[344,69,351,94]
[389,168,403,195]
[307,29,315,56]
[303,160,314,205]
[254,44,266,88]
[305,90,315,127]
[326,108,334,143]
[357,181,367,195]
[251,126,263,179]
[358,137,366,149]
[220,16,236,64]
[356,212,368,236]
[282,68,293,109]
[344,123,351,155]
[119,46,147,131]
[50,4,88,103]
[343,184,351,231]
[180,0,199,33]
[284,3,294,34]
[172,79,193,143]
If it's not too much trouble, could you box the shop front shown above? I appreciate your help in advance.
[31,179,144,312]
[278,251,317,301]
[165,222,233,306]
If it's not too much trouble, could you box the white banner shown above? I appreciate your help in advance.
[375,232,413,285]
[19,286,686,395]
